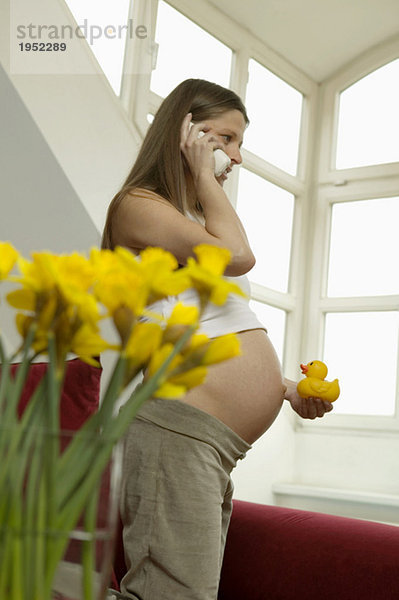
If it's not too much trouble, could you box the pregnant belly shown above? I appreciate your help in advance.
[183,329,286,444]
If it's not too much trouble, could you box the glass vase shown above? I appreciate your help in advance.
[0,426,123,600]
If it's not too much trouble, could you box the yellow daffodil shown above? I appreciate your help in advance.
[91,248,148,323]
[6,288,36,311]
[167,333,241,378]
[0,241,19,280]
[117,246,191,301]
[124,322,163,367]
[162,302,199,345]
[147,343,183,378]
[15,313,45,352]
[53,254,99,324]
[167,303,199,326]
[118,245,176,272]
[95,270,147,315]
[192,244,231,276]
[154,366,208,398]
[201,333,241,365]
[69,322,110,366]
[190,333,240,365]
[14,252,59,292]
[57,253,94,286]
[3,241,242,395]
[10,251,100,323]
[7,250,104,364]
[183,244,246,307]
[91,246,193,346]
[146,340,207,399]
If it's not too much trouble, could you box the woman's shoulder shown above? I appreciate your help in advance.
[124,187,171,207]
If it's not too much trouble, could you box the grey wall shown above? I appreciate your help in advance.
[0,64,101,350]
[0,63,100,256]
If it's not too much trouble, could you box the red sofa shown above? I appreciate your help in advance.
[218,499,399,600]
[112,498,399,599]
[13,357,102,431]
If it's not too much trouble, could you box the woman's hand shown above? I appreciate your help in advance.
[283,378,333,419]
[180,113,221,182]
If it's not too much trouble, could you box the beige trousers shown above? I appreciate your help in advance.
[119,398,251,600]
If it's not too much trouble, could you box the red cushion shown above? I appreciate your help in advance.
[111,514,127,591]
[12,358,101,431]
[218,500,399,600]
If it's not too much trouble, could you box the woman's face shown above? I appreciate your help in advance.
[202,109,246,186]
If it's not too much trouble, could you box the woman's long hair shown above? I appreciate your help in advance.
[101,79,249,249]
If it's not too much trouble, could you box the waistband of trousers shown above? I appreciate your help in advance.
[136,397,252,471]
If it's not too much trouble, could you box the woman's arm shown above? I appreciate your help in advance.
[181,114,255,274]
[113,190,253,275]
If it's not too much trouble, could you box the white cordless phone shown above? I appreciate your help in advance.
[189,123,231,177]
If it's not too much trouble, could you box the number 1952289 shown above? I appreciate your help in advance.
[18,42,67,51]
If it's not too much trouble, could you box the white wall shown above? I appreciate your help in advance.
[0,0,141,235]
[232,406,296,505]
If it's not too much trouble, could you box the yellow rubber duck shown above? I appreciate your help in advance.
[297,360,340,402]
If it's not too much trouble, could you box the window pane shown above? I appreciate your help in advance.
[236,169,294,292]
[323,312,398,416]
[327,197,399,297]
[151,1,232,97]
[250,300,286,362]
[245,59,303,175]
[336,59,399,169]
[65,0,131,95]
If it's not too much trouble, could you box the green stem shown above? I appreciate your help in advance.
[82,486,100,600]
[44,337,64,572]
[0,490,12,598]
[34,473,47,600]
[25,432,46,599]
[55,356,127,504]
[1,324,37,424]
[0,336,10,413]
[10,494,24,600]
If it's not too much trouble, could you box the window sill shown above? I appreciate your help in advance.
[296,412,399,437]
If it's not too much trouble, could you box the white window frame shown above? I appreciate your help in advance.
[299,37,399,434]
[119,0,399,434]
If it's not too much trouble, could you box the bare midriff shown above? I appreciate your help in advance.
[182,329,286,445]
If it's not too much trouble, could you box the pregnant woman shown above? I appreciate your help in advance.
[102,78,332,600]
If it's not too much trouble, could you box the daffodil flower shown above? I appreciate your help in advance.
[183,244,246,308]
[200,333,241,365]
[115,245,191,303]
[146,341,207,398]
[154,366,208,399]
[69,322,110,366]
[0,241,19,280]
[192,244,232,276]
[91,248,145,314]
[162,302,199,345]
[124,322,163,368]
[171,333,241,376]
